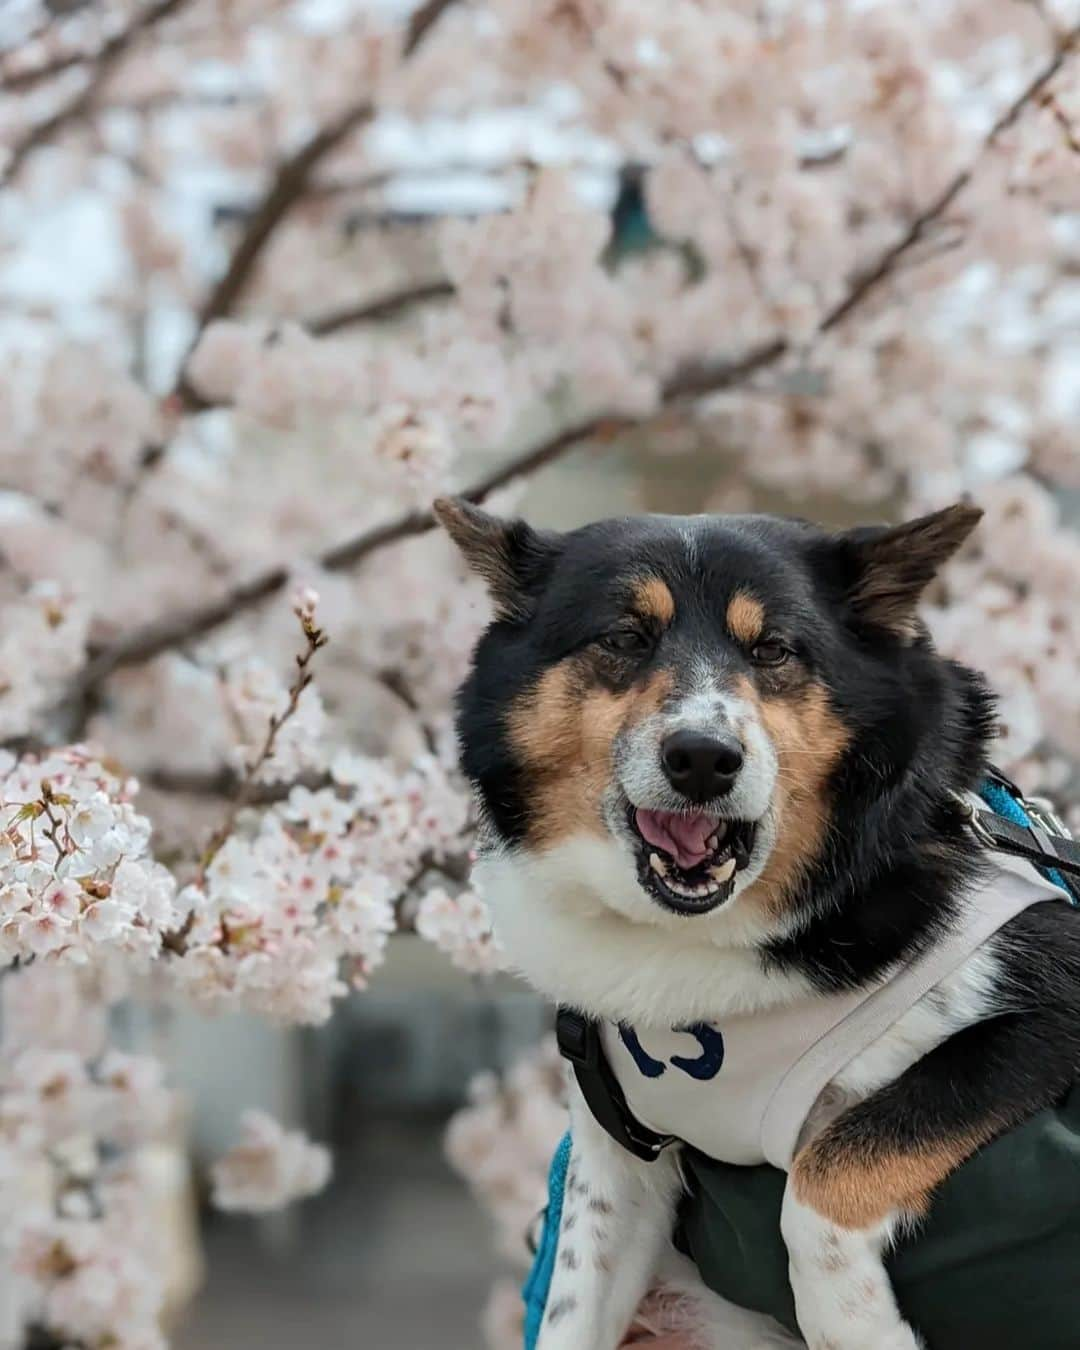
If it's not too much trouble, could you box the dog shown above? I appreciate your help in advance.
[435,497,1080,1350]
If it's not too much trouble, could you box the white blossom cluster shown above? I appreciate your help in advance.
[170,748,472,1024]
[445,1037,567,1265]
[0,747,184,970]
[0,965,175,1350]
[415,882,504,976]
[210,1110,332,1214]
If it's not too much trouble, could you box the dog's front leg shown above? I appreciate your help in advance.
[780,1185,917,1350]
[537,1082,682,1350]
[780,1010,1075,1350]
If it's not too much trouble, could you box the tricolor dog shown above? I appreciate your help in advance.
[436,498,1080,1350]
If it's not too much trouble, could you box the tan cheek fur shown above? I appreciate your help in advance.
[736,677,851,915]
[507,664,672,850]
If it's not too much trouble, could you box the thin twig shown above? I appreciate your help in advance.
[2,51,86,93]
[196,602,328,878]
[146,764,330,802]
[305,280,454,336]
[0,0,191,189]
[165,0,462,410]
[1040,91,1080,154]
[402,0,461,56]
[821,24,1079,333]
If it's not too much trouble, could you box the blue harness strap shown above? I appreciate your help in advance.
[523,1131,572,1350]
[978,780,1071,898]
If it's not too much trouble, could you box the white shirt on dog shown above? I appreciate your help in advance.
[601,851,1061,1169]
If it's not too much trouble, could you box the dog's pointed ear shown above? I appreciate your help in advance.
[433,496,560,619]
[839,502,982,639]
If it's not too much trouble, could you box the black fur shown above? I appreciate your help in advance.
[453,506,1080,1038]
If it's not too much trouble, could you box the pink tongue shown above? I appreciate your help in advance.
[635,808,719,870]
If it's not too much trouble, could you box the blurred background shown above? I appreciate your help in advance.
[1,1,1078,1348]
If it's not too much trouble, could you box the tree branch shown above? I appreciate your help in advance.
[821,23,1079,333]
[2,51,86,93]
[305,280,454,336]
[43,23,1080,727]
[0,0,191,189]
[173,101,375,371]
[402,0,461,56]
[67,337,787,701]
[145,764,329,801]
[153,279,455,418]
[167,0,463,410]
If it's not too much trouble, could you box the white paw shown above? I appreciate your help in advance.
[781,1186,919,1350]
[803,1327,920,1350]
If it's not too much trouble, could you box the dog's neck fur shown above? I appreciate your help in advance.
[477,657,996,1029]
[476,839,815,1028]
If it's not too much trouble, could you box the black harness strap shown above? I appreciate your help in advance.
[960,766,1080,902]
[555,1008,674,1162]
[965,809,1080,884]
[557,767,1080,1162]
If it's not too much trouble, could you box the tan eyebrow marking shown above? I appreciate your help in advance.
[726,591,765,645]
[633,577,675,626]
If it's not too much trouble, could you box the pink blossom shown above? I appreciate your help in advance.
[1,5,1079,1345]
[184,321,263,405]
[210,1110,332,1213]
[416,884,504,976]
[446,1037,567,1264]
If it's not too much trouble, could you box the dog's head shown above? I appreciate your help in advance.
[438,500,982,936]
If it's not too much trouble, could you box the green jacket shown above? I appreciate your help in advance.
[677,1082,1080,1349]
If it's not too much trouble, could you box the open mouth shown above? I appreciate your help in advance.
[627,804,757,915]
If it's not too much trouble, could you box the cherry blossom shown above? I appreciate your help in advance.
[1,0,1078,1345]
[415,884,504,976]
[445,1037,567,1265]
[210,1110,331,1215]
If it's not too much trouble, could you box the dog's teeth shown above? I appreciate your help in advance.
[710,857,737,884]
[649,852,666,876]
[707,822,729,849]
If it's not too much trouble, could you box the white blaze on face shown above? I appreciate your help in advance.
[613,665,778,825]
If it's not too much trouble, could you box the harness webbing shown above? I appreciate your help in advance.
[557,770,1079,1164]
[555,1008,673,1161]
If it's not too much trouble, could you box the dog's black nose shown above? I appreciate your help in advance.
[661,730,744,802]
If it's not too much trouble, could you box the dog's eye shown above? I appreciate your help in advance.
[600,629,651,655]
[750,640,791,667]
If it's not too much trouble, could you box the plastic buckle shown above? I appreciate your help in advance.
[951,792,998,849]
[1023,795,1073,842]
[555,1008,598,1069]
